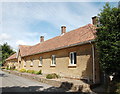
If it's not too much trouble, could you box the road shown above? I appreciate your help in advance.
[0,70,65,92]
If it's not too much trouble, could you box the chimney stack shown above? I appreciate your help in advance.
[92,16,98,25]
[40,36,44,43]
[61,26,66,35]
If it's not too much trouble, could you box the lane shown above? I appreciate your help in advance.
[0,70,65,92]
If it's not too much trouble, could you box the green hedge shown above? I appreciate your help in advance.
[46,73,60,79]
[26,70,35,74]
[34,70,42,75]
[19,68,26,73]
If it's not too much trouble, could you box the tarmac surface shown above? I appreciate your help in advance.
[0,70,65,92]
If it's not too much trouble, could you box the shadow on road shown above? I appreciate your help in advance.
[1,85,67,92]
[0,73,8,77]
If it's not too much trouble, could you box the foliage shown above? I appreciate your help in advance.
[109,80,120,93]
[33,70,42,75]
[13,69,18,71]
[26,70,35,74]
[19,68,26,73]
[96,3,120,76]
[46,73,60,79]
[0,43,15,65]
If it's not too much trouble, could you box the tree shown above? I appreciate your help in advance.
[96,3,120,78]
[0,43,16,65]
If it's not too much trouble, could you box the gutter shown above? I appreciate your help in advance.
[21,39,95,57]
[89,41,95,83]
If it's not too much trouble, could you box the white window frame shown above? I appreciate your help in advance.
[30,59,33,66]
[51,55,56,66]
[39,57,42,66]
[69,52,77,66]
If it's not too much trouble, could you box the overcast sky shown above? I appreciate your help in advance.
[0,1,119,51]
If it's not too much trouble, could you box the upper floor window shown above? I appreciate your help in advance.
[70,52,77,65]
[51,55,56,66]
[39,57,42,66]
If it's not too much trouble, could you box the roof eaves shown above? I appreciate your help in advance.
[21,39,95,57]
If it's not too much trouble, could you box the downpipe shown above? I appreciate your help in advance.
[89,41,95,84]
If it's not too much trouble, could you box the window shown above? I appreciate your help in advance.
[30,59,33,66]
[51,55,56,66]
[70,52,77,65]
[39,57,42,66]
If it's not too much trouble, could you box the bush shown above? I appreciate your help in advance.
[34,70,42,75]
[19,68,26,73]
[109,80,120,93]
[13,69,18,71]
[26,70,35,74]
[46,73,60,79]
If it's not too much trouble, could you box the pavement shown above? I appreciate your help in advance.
[0,70,66,92]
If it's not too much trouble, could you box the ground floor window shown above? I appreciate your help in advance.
[70,52,77,65]
[39,57,42,66]
[51,55,56,66]
[30,59,33,66]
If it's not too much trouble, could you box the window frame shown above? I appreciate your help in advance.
[38,57,42,67]
[51,55,56,66]
[30,59,33,67]
[69,52,77,66]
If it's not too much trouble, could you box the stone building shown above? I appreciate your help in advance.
[6,17,100,83]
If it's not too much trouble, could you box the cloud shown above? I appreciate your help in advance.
[16,40,27,45]
[1,2,117,50]
[0,33,11,41]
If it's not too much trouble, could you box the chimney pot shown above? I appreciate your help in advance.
[40,36,44,43]
[61,26,66,35]
[92,16,98,25]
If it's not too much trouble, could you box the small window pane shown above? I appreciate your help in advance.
[40,57,42,65]
[31,59,33,66]
[70,52,77,65]
[74,52,76,64]
[52,55,56,65]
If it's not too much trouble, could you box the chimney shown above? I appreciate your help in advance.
[61,26,66,35]
[40,36,44,43]
[92,16,98,25]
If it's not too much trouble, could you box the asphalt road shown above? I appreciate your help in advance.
[0,70,65,92]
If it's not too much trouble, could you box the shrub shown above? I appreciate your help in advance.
[19,68,26,73]
[13,69,18,71]
[46,73,60,79]
[26,70,35,74]
[34,70,42,75]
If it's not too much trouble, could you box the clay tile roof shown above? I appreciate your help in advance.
[20,24,97,57]
[19,45,31,56]
[6,53,17,61]
[6,24,97,59]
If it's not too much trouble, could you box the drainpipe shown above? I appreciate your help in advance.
[89,41,95,84]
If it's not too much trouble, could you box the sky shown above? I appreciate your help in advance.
[0,1,119,51]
